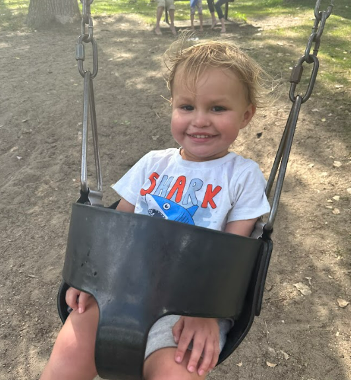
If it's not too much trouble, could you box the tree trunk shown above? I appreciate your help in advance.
[26,0,80,29]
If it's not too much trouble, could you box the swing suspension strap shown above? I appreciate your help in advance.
[263,0,333,237]
[76,0,103,207]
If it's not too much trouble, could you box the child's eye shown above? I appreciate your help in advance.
[181,105,194,111]
[212,106,226,112]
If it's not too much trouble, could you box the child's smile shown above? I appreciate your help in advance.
[187,133,218,141]
[171,67,255,162]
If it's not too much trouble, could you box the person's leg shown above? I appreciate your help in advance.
[199,13,204,31]
[220,19,225,32]
[40,298,99,380]
[155,5,164,35]
[214,0,226,32]
[206,0,217,28]
[190,11,195,30]
[168,8,177,35]
[144,348,208,380]
[198,0,203,31]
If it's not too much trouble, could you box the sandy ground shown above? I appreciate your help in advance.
[0,11,350,380]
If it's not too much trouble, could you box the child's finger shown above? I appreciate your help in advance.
[197,339,218,375]
[209,340,220,371]
[77,291,90,313]
[186,335,205,373]
[174,329,193,365]
[65,287,79,310]
[172,316,184,344]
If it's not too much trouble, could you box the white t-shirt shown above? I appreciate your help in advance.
[112,148,270,231]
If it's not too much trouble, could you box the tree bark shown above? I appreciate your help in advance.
[26,0,80,29]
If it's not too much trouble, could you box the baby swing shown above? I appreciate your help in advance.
[57,1,333,379]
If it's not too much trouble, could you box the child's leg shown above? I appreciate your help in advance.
[190,9,195,29]
[155,4,164,35]
[199,13,204,31]
[168,8,177,35]
[214,0,226,32]
[219,17,225,32]
[197,0,203,31]
[144,348,208,380]
[40,298,99,380]
[206,0,217,28]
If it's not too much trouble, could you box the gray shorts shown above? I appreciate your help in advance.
[145,315,231,359]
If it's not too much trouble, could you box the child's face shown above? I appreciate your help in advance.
[171,67,255,162]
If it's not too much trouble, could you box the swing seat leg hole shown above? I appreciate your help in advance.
[93,271,98,276]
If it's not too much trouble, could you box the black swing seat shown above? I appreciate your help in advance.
[58,202,272,380]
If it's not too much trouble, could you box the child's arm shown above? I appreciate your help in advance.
[224,218,258,237]
[116,198,135,213]
[66,198,135,313]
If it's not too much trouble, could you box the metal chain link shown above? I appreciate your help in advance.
[76,0,98,78]
[289,0,333,103]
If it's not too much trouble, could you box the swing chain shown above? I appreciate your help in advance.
[76,0,103,206]
[76,0,98,78]
[80,0,94,42]
[265,0,333,234]
[289,0,333,103]
[81,0,94,24]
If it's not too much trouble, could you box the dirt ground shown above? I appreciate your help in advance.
[0,11,350,380]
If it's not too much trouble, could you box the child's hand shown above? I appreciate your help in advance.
[172,316,220,376]
[65,287,91,314]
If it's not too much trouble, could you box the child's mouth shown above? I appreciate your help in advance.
[187,134,215,139]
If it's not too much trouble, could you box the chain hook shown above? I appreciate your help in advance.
[81,0,94,24]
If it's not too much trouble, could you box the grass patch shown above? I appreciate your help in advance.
[0,0,28,30]
[1,0,350,86]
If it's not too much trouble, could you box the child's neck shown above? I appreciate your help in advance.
[179,148,230,162]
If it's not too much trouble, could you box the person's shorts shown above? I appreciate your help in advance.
[157,0,175,10]
[190,0,203,15]
[145,314,231,359]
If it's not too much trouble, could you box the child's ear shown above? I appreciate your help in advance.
[240,104,256,129]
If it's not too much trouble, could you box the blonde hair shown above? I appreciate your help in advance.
[165,38,266,107]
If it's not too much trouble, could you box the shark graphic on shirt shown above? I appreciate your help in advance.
[144,194,198,225]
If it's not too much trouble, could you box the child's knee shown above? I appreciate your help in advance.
[48,326,97,378]
[144,348,204,380]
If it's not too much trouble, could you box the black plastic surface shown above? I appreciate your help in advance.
[60,203,269,379]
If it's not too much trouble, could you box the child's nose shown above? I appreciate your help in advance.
[193,111,210,128]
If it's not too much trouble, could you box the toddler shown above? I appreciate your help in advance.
[40,39,270,380]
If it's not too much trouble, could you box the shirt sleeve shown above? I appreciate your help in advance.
[227,162,270,222]
[111,152,152,206]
